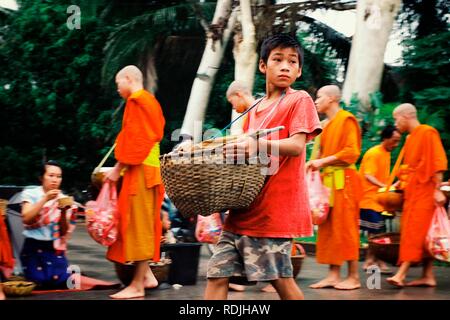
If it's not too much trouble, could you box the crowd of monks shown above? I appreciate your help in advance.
[306,85,448,290]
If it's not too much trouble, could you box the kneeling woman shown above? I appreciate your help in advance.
[21,160,77,289]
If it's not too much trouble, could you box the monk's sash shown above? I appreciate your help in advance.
[143,142,160,167]
[323,164,357,206]
[121,143,162,194]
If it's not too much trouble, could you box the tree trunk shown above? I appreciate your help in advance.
[342,0,401,112]
[180,0,236,142]
[230,0,258,135]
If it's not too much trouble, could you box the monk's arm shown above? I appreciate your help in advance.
[434,171,446,206]
[434,171,444,188]
[364,174,386,188]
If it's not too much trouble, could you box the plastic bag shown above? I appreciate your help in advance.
[195,213,222,244]
[85,180,119,246]
[426,206,450,262]
[306,170,330,225]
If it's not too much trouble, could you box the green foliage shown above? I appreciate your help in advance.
[398,30,450,171]
[0,1,117,194]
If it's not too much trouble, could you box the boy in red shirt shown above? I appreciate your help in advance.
[204,34,322,300]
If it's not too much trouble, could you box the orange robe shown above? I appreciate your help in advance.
[107,89,166,264]
[359,144,390,212]
[398,125,447,264]
[316,109,362,265]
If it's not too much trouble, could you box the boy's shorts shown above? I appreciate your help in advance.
[206,230,293,282]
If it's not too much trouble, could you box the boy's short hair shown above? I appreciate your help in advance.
[226,81,251,98]
[260,33,304,67]
[380,124,398,141]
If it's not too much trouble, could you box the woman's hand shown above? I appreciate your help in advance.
[44,189,60,202]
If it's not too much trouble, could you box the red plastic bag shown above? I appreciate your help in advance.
[426,206,450,262]
[306,170,330,225]
[85,180,119,246]
[195,213,222,244]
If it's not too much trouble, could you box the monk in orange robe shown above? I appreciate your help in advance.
[387,103,447,287]
[105,65,165,299]
[359,125,401,272]
[306,85,363,290]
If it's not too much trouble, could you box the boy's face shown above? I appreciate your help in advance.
[259,46,301,89]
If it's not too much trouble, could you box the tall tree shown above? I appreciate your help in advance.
[230,0,257,134]
[180,0,237,142]
[342,0,402,112]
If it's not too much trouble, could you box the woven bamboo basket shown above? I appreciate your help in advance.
[2,281,36,297]
[160,128,286,218]
[0,199,7,217]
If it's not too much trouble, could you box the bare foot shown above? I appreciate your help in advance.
[228,283,246,292]
[144,270,158,289]
[110,285,145,299]
[362,260,375,271]
[405,278,437,287]
[260,284,276,293]
[378,262,393,275]
[386,276,405,288]
[309,277,340,289]
[334,278,361,290]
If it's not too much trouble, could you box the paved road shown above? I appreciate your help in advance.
[6,221,450,300]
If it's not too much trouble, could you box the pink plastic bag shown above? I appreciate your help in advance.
[85,180,119,246]
[306,170,330,225]
[195,213,222,244]
[426,206,450,262]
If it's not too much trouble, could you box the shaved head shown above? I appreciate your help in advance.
[226,81,251,98]
[116,65,143,84]
[115,65,144,99]
[318,85,341,101]
[315,84,342,115]
[393,103,417,119]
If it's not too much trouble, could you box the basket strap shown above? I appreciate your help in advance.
[94,143,117,173]
[385,145,405,193]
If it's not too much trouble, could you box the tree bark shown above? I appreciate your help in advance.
[342,0,401,112]
[230,0,258,135]
[180,0,236,142]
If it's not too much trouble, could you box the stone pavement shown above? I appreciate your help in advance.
[6,221,450,300]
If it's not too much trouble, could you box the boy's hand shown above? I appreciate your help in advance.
[223,136,258,161]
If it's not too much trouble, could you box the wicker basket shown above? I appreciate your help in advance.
[0,199,7,217]
[292,243,306,278]
[368,232,400,265]
[161,152,266,218]
[2,281,36,297]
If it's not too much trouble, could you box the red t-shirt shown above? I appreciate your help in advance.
[224,88,322,238]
